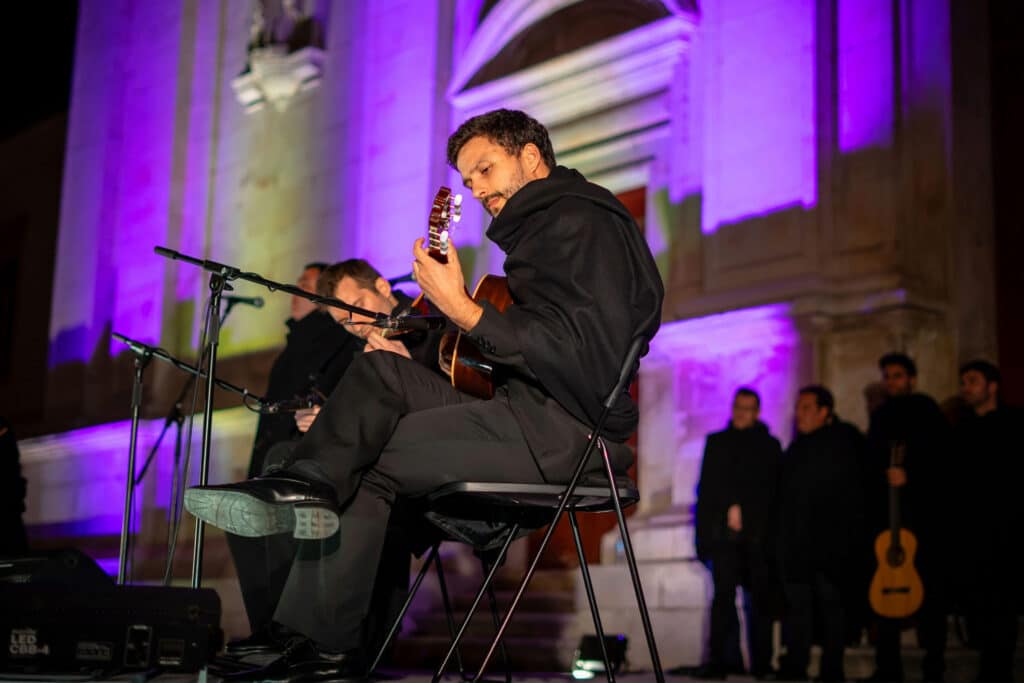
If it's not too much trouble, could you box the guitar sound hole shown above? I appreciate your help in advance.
[886,547,905,567]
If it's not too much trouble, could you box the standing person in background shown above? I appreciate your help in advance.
[0,416,28,555]
[863,353,951,683]
[777,385,864,683]
[953,360,1021,682]
[693,387,783,680]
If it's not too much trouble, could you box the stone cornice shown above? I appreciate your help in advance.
[450,15,695,126]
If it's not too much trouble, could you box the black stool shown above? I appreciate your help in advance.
[371,336,665,683]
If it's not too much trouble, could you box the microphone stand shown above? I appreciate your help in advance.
[112,331,264,587]
[132,302,240,517]
[117,341,152,585]
[153,246,390,589]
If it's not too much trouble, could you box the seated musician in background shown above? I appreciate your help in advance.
[291,258,443,435]
[226,262,360,657]
[225,259,441,666]
[186,108,664,680]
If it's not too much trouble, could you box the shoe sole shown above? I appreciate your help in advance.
[184,489,340,539]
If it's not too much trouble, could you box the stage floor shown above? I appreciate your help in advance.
[0,672,712,683]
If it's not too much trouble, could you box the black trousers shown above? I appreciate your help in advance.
[963,578,1018,683]
[707,539,776,675]
[273,352,550,652]
[783,572,846,682]
[873,567,948,682]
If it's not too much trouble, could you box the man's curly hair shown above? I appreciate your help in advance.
[446,109,557,170]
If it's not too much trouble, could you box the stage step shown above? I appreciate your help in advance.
[390,633,569,672]
[389,564,580,672]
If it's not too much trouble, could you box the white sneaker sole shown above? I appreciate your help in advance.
[184,489,340,539]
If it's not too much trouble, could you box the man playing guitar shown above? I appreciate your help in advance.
[185,109,664,680]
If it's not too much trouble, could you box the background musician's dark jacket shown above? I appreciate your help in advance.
[952,403,1024,610]
[251,293,443,477]
[865,393,951,565]
[695,421,782,563]
[777,422,865,585]
[463,166,664,481]
[249,309,361,477]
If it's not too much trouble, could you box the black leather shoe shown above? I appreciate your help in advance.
[286,644,367,682]
[225,623,299,658]
[691,665,728,680]
[226,627,279,658]
[184,473,340,539]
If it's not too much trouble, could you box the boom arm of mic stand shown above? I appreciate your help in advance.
[154,245,389,323]
[111,333,266,407]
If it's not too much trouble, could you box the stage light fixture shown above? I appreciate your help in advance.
[571,634,628,679]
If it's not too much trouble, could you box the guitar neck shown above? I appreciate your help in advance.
[888,482,902,549]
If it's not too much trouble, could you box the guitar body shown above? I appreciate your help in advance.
[868,527,925,618]
[439,274,512,400]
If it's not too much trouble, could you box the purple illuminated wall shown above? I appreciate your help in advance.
[700,0,817,234]
[837,0,894,152]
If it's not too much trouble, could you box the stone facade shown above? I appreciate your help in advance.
[28,0,999,671]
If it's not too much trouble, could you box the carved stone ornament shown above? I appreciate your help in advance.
[231,0,325,113]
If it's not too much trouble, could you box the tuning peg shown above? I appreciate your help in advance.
[453,194,463,207]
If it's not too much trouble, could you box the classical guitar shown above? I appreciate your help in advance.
[413,186,512,400]
[868,440,925,618]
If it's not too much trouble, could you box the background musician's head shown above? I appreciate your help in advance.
[795,384,834,435]
[317,259,399,339]
[959,359,1000,415]
[446,109,556,218]
[730,387,761,430]
[292,262,328,321]
[878,352,917,398]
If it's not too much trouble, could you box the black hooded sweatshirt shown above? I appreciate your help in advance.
[462,166,664,480]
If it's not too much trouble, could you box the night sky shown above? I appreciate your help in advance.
[0,2,78,141]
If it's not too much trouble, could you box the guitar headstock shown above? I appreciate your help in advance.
[427,186,462,264]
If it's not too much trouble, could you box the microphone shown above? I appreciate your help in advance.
[112,331,152,356]
[224,295,264,308]
[370,315,447,332]
[261,391,323,414]
[387,272,415,285]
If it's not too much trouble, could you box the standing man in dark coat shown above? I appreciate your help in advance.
[864,352,951,683]
[953,360,1021,682]
[694,387,782,679]
[184,109,664,679]
[777,385,864,683]
[0,416,28,555]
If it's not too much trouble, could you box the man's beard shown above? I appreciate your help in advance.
[482,165,528,216]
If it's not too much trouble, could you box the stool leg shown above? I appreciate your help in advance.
[471,435,604,682]
[434,546,468,679]
[479,556,512,683]
[601,445,665,683]
[569,509,615,683]
[368,543,439,674]
[432,524,520,683]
